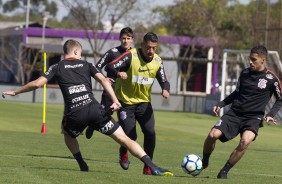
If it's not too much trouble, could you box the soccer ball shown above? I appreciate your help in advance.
[181,154,203,176]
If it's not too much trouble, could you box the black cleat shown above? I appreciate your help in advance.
[119,151,130,170]
[217,171,228,179]
[151,167,174,176]
[79,162,89,172]
[143,166,152,175]
[85,127,94,139]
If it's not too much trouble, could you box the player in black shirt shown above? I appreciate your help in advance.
[85,27,134,139]
[1,39,173,176]
[201,45,282,179]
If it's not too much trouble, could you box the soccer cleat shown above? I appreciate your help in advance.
[119,151,130,170]
[85,126,94,139]
[143,166,152,175]
[79,162,89,172]
[151,167,174,176]
[217,170,228,179]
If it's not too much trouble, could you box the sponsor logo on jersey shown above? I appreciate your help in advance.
[138,68,151,72]
[71,94,89,103]
[120,111,127,120]
[258,78,267,89]
[266,74,274,79]
[100,120,115,133]
[274,82,281,98]
[68,84,87,94]
[97,53,109,68]
[65,64,83,68]
[45,64,58,75]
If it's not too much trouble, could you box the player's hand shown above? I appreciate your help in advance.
[213,106,221,116]
[117,72,127,80]
[2,91,16,98]
[110,101,121,111]
[264,116,278,125]
[162,90,170,99]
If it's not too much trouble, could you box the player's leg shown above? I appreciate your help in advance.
[117,104,137,170]
[62,110,90,172]
[217,130,256,179]
[110,126,174,176]
[85,90,112,139]
[136,102,156,174]
[63,130,89,171]
[202,127,222,169]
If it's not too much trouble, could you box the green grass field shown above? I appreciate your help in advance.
[0,101,282,184]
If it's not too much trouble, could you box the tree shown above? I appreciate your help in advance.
[61,0,138,64]
[153,0,255,92]
[2,0,58,18]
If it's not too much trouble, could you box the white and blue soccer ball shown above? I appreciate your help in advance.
[181,154,203,176]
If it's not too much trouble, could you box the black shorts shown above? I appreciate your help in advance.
[100,90,113,110]
[118,101,155,140]
[62,102,119,138]
[214,111,262,142]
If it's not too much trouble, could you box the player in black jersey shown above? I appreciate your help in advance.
[1,39,173,176]
[85,27,134,139]
[202,45,282,179]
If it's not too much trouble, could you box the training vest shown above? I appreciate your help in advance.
[115,48,162,104]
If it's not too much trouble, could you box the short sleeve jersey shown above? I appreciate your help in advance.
[43,59,100,115]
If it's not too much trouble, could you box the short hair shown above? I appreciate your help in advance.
[63,39,82,54]
[250,45,268,59]
[119,27,134,38]
[143,32,158,43]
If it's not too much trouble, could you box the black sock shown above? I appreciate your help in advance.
[202,153,211,167]
[221,161,234,173]
[73,152,88,171]
[140,155,158,170]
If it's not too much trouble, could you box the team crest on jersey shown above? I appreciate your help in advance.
[154,57,161,62]
[120,111,127,120]
[112,48,118,52]
[266,74,274,79]
[258,78,267,89]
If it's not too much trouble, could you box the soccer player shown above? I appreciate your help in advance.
[1,39,173,176]
[85,27,134,138]
[105,32,170,175]
[202,45,282,179]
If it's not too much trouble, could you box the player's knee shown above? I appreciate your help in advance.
[207,130,221,141]
[238,139,251,151]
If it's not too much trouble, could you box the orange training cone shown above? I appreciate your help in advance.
[41,123,47,133]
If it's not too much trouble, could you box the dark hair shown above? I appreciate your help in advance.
[250,45,268,59]
[63,39,82,54]
[119,27,134,38]
[143,32,158,43]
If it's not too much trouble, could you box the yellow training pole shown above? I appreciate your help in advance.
[41,52,47,133]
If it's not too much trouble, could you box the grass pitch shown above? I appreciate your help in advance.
[0,101,282,184]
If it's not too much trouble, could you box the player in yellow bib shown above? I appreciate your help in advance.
[105,32,170,175]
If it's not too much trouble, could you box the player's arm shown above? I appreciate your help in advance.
[94,73,121,110]
[2,76,47,97]
[156,62,170,99]
[95,50,113,71]
[2,64,57,97]
[265,76,282,123]
[105,52,131,80]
